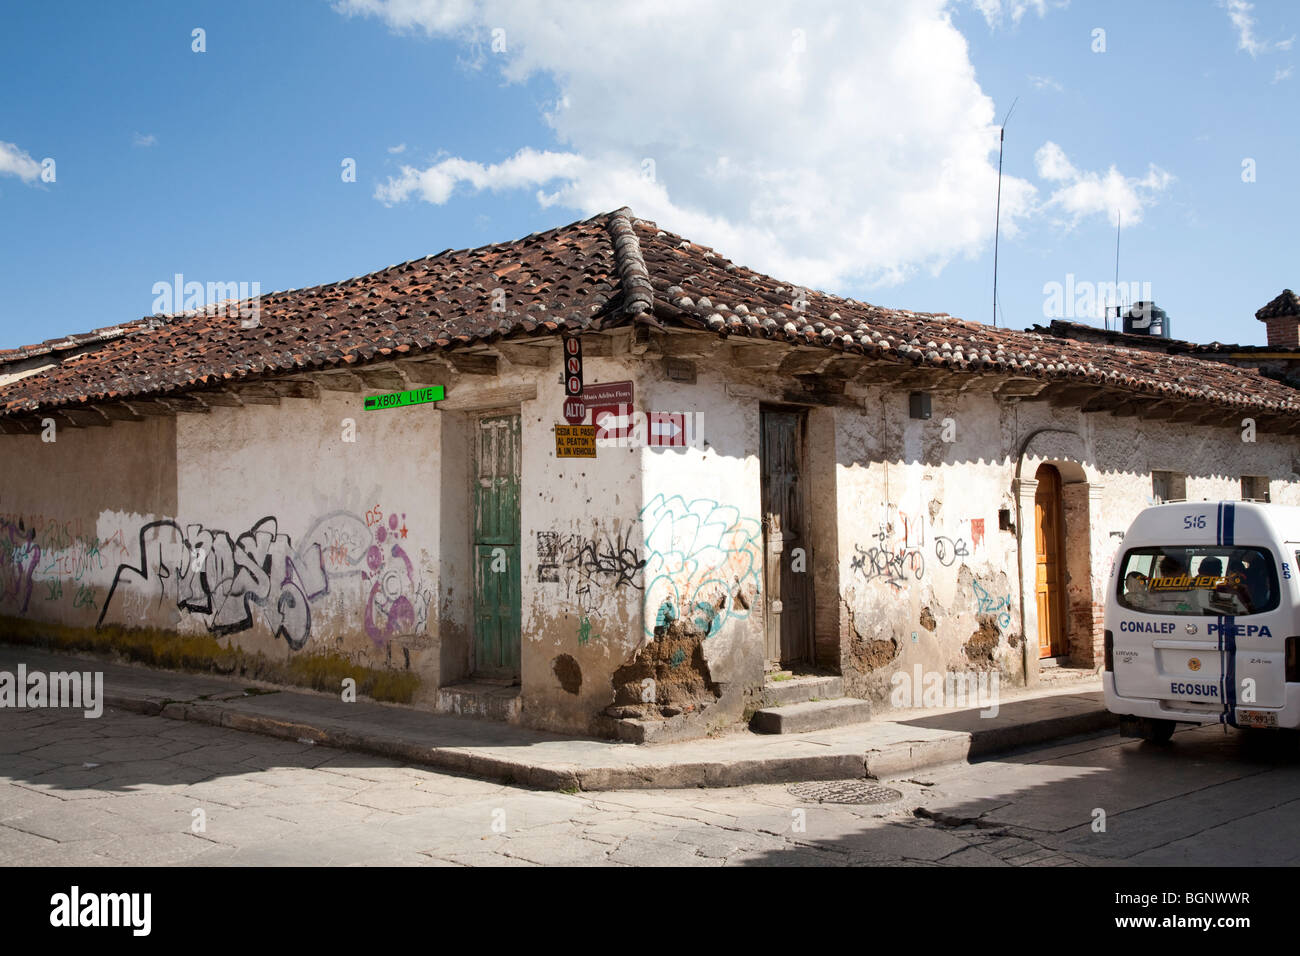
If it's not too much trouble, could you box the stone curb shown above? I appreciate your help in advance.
[865,708,1120,778]
[105,689,1117,791]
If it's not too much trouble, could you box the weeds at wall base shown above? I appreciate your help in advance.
[0,615,419,704]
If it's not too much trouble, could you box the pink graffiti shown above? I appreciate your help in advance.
[362,512,427,646]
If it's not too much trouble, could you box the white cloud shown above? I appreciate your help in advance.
[969,0,1055,28]
[1028,73,1063,92]
[376,147,588,205]
[388,143,407,154]
[1034,141,1077,182]
[340,0,1041,290]
[1273,66,1293,83]
[1034,141,1173,228]
[1220,0,1292,57]
[1223,0,1264,55]
[133,132,157,147]
[0,140,42,184]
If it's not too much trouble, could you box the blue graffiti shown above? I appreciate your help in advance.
[973,580,1012,630]
[640,495,762,639]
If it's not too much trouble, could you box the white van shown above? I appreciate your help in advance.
[1104,500,1300,742]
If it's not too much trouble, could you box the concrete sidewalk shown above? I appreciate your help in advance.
[0,644,1115,791]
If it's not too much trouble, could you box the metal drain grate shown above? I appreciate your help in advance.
[788,780,903,805]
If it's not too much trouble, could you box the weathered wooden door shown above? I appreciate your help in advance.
[1034,464,1066,659]
[761,408,812,666]
[474,413,521,678]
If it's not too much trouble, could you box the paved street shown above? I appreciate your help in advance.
[3,704,1299,866]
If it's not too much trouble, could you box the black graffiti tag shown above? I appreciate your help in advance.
[934,535,970,567]
[535,529,646,591]
[97,518,328,650]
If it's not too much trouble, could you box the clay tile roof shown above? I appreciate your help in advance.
[1256,289,1300,320]
[628,215,1300,415]
[0,211,623,415]
[0,320,148,364]
[3,207,1300,419]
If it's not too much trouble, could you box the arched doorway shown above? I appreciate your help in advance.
[1034,463,1067,659]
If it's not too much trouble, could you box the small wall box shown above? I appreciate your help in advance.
[909,392,931,420]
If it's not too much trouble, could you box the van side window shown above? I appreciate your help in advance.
[1116,546,1279,616]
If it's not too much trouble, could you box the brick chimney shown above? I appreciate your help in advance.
[1256,289,1300,348]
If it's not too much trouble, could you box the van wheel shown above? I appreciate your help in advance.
[1139,718,1176,744]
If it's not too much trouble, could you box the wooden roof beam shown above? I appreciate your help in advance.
[57,407,112,427]
[355,367,407,391]
[305,371,364,392]
[267,380,320,400]
[233,385,280,405]
[124,399,176,417]
[157,395,211,414]
[92,403,145,423]
[445,352,498,375]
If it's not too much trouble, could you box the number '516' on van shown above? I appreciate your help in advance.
[1104,501,1300,743]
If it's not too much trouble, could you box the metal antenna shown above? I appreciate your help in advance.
[1111,210,1122,330]
[992,97,1017,328]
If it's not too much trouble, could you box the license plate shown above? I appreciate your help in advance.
[1237,709,1279,729]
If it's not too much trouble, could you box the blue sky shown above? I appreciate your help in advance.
[1,0,1296,351]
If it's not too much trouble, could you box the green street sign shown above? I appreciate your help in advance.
[364,386,445,411]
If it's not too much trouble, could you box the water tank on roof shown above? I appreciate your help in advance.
[1122,301,1169,338]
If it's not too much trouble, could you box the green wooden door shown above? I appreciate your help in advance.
[474,413,522,678]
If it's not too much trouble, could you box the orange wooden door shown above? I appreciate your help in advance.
[1034,465,1065,659]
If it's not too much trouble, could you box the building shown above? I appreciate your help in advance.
[3,208,1300,740]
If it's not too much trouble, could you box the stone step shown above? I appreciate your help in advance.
[435,681,522,723]
[750,697,872,734]
[760,674,844,707]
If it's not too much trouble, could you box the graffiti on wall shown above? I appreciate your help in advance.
[535,529,645,591]
[95,508,430,650]
[2,514,139,616]
[852,507,992,588]
[851,525,925,589]
[0,519,40,614]
[640,495,762,639]
[973,579,1012,630]
[360,511,431,646]
[96,517,329,649]
[933,535,970,567]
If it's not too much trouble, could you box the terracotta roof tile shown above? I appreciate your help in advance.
[625,214,1300,415]
[3,207,1299,418]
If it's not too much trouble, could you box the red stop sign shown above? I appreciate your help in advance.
[563,397,586,424]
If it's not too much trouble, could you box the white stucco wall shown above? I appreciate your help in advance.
[8,340,1300,730]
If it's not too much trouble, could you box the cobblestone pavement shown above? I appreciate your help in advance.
[3,705,1297,866]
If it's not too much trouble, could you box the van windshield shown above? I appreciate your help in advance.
[1116,546,1279,616]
